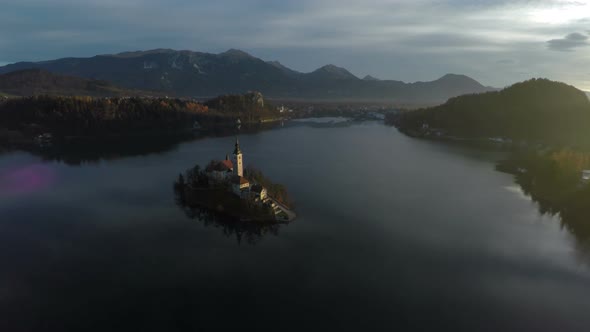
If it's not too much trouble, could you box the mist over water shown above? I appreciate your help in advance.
[1,121,589,331]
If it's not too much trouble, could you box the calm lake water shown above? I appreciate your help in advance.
[1,121,590,331]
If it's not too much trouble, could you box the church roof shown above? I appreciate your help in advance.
[206,160,234,172]
[220,159,233,170]
[231,176,250,185]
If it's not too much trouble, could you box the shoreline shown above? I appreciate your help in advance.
[178,186,295,223]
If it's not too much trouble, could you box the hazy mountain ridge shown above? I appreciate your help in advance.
[389,78,590,146]
[0,49,495,102]
[0,69,150,97]
[363,75,380,81]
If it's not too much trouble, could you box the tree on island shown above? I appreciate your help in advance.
[244,166,293,208]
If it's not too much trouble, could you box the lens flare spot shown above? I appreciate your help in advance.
[0,164,56,196]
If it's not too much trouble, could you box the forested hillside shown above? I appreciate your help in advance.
[388,79,590,146]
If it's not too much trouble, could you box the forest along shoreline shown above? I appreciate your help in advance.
[385,78,590,245]
[0,92,394,155]
[0,92,284,152]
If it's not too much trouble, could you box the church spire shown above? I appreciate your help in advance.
[234,137,242,155]
[233,137,244,177]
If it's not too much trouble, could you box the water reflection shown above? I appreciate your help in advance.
[173,182,286,245]
[0,120,365,166]
[31,134,195,165]
[4,123,283,166]
[498,156,590,259]
[518,176,590,256]
[3,121,590,330]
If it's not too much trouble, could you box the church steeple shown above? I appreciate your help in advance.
[233,137,243,177]
[234,137,242,155]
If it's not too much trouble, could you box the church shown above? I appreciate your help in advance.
[205,138,267,200]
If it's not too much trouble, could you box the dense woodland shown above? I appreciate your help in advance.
[497,149,590,243]
[204,92,279,123]
[0,93,281,137]
[388,79,590,147]
[0,96,207,136]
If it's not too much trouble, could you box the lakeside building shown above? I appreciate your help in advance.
[205,138,254,198]
[206,157,234,183]
[232,176,251,197]
[228,138,252,197]
[250,184,267,202]
[202,137,294,222]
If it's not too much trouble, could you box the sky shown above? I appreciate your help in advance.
[1,0,589,89]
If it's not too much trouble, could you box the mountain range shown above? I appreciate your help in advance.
[0,49,495,103]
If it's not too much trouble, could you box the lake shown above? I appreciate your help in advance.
[1,121,590,331]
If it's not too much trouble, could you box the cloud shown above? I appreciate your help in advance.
[496,59,517,65]
[547,32,590,51]
[0,0,589,89]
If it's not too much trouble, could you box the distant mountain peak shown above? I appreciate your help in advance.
[267,60,289,70]
[437,73,473,81]
[431,73,485,88]
[219,49,254,59]
[0,49,496,102]
[267,60,300,76]
[317,64,346,71]
[267,60,285,68]
[112,49,176,58]
[363,75,380,81]
[312,64,358,80]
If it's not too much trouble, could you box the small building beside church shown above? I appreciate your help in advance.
[232,176,251,197]
[206,137,258,199]
[198,137,294,222]
[250,184,267,201]
[206,158,234,183]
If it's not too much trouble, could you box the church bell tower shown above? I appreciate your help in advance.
[233,138,243,177]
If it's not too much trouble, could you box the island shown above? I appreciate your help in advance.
[174,138,295,223]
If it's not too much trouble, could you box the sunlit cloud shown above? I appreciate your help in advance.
[529,1,590,24]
